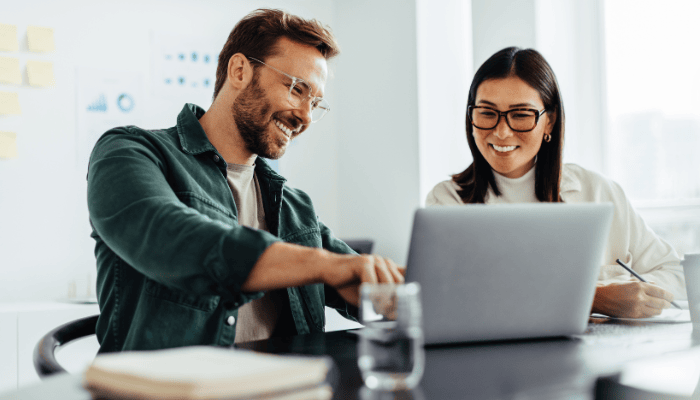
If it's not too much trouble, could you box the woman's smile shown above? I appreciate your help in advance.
[490,143,518,153]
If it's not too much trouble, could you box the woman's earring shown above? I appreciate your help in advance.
[544,133,552,143]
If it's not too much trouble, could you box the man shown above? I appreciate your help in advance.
[87,8,403,353]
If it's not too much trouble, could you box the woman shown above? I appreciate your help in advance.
[426,47,685,319]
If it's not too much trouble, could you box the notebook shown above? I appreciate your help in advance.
[83,346,333,400]
[405,203,614,344]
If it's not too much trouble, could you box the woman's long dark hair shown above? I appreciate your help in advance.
[452,47,565,203]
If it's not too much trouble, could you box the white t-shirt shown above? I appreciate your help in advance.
[226,163,284,343]
[425,163,686,299]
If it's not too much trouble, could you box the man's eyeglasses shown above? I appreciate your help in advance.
[247,57,330,123]
[468,106,547,132]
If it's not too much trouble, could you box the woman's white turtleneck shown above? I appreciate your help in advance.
[486,166,539,204]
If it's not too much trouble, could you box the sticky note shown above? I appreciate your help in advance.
[0,57,21,84]
[27,26,55,52]
[0,24,19,52]
[0,131,18,159]
[26,60,55,87]
[0,91,21,115]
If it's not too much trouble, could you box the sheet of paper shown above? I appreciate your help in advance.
[27,26,55,52]
[632,308,691,322]
[0,131,18,159]
[0,91,21,115]
[26,60,55,86]
[0,23,19,52]
[592,307,691,323]
[0,57,22,84]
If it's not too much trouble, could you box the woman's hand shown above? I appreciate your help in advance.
[592,281,675,318]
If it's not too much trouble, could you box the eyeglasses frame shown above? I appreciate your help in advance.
[247,57,330,122]
[467,105,547,132]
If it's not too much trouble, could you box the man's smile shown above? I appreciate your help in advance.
[274,118,296,139]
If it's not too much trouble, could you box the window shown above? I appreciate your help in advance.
[603,0,700,255]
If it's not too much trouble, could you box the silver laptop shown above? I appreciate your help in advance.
[405,203,614,344]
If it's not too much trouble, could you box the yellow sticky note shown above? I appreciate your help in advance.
[0,91,21,115]
[0,131,18,159]
[27,26,55,52]
[0,24,19,52]
[26,60,55,87]
[0,57,21,84]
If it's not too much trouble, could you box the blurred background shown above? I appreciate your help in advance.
[1,0,698,304]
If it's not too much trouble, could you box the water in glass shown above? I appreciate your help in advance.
[357,283,424,391]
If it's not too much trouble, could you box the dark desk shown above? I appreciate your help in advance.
[3,318,698,400]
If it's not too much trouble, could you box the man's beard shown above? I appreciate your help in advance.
[231,75,290,160]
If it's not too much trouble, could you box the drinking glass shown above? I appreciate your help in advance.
[357,283,424,391]
[682,253,700,330]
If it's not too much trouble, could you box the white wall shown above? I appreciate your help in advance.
[471,0,536,70]
[535,0,607,173]
[331,1,421,264]
[0,0,338,303]
[416,0,473,204]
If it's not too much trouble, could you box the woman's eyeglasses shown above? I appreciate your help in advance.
[468,106,547,132]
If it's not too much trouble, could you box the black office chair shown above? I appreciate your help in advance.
[342,239,375,255]
[33,314,99,378]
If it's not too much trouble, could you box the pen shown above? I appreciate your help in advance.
[615,259,682,310]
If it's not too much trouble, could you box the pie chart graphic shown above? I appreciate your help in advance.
[117,93,134,112]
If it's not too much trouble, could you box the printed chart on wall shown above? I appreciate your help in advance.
[150,31,219,107]
[76,68,144,170]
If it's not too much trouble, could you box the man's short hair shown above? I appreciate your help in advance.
[213,8,340,100]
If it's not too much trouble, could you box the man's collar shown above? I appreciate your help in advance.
[176,103,217,155]
[254,157,286,182]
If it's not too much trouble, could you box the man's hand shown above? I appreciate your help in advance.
[322,254,405,306]
[241,242,405,307]
[592,281,675,318]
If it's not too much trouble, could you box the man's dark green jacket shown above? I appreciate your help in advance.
[87,104,357,353]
